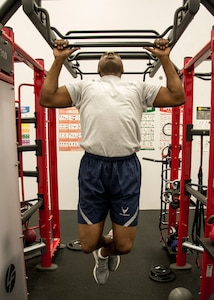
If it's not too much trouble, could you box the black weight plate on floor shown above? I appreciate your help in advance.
[66,239,82,251]
[150,264,171,276]
[149,264,176,283]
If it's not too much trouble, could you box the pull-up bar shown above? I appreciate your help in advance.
[68,51,156,62]
[21,0,200,78]
[50,26,173,47]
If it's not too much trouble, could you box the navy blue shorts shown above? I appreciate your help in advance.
[78,152,141,227]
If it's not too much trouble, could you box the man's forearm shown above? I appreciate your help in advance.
[160,56,185,100]
[40,58,64,105]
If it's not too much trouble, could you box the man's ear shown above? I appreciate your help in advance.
[120,64,124,75]
[97,66,102,76]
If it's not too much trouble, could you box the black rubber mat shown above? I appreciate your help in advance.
[26,210,202,300]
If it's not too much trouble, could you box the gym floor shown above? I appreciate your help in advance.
[26,210,201,300]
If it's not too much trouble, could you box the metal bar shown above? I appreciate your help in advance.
[20,117,37,124]
[71,51,155,76]
[75,71,151,77]
[47,108,61,242]
[17,144,38,152]
[185,184,207,206]
[68,41,158,48]
[200,26,214,300]
[52,26,172,41]
[180,41,211,75]
[22,171,38,178]
[191,129,210,136]
[14,42,44,71]
[201,0,214,16]
[22,0,199,77]
[176,56,194,268]
[0,71,13,84]
[21,198,44,223]
[24,241,46,254]
[168,107,181,233]
[182,241,204,252]
[34,59,53,268]
[186,124,210,141]
[17,83,35,202]
[142,157,164,163]
[69,51,156,61]
[150,0,200,77]
[64,29,160,35]
[22,0,77,78]
[0,0,21,25]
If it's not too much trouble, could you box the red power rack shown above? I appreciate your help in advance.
[2,27,61,270]
[170,26,214,299]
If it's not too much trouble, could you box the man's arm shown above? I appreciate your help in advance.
[40,40,79,108]
[144,39,186,108]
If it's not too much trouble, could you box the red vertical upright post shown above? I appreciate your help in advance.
[175,57,194,268]
[47,108,61,250]
[34,59,56,269]
[168,106,181,232]
[199,27,214,300]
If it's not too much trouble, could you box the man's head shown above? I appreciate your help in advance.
[97,52,124,77]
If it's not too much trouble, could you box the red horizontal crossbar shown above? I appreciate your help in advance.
[180,41,211,75]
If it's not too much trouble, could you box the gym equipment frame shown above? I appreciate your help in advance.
[1,26,62,272]
[20,0,201,78]
[1,0,214,298]
[170,26,214,299]
[0,26,28,300]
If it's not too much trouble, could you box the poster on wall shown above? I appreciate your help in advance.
[159,107,172,150]
[58,107,82,151]
[57,106,185,152]
[159,107,183,151]
[21,106,30,145]
[140,107,155,150]
[196,106,210,152]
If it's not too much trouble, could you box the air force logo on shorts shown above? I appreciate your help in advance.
[120,207,130,217]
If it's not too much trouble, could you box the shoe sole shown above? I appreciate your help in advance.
[92,251,99,284]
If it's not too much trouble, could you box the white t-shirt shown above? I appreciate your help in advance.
[65,75,160,157]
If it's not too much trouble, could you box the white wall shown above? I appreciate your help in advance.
[6,0,214,209]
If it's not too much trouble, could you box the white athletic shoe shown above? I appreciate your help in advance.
[93,248,109,284]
